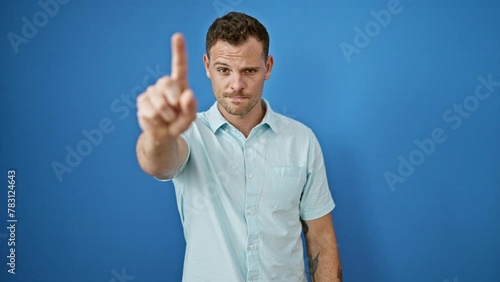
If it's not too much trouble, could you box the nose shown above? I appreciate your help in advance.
[230,73,244,93]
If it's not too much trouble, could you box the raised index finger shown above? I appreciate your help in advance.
[171,33,188,88]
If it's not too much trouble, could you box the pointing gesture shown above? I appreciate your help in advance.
[137,33,197,139]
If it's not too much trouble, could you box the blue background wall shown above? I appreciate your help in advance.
[1,0,499,281]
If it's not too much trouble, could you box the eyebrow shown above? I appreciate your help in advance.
[213,62,230,67]
[213,62,260,70]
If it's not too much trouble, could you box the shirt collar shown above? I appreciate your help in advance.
[207,99,279,133]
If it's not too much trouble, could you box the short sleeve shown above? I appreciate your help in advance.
[299,129,335,220]
[154,125,192,182]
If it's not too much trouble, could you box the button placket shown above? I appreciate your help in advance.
[243,139,261,280]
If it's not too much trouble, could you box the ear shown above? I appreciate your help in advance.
[264,55,274,80]
[203,54,211,78]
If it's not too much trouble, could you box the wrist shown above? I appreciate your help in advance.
[144,129,178,146]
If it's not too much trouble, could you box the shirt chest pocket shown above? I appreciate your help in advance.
[270,166,306,210]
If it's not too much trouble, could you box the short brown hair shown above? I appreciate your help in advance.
[206,12,270,58]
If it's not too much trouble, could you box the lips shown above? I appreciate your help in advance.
[226,96,248,102]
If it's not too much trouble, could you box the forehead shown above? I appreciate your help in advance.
[209,37,264,63]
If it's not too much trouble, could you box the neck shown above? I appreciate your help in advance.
[219,100,265,138]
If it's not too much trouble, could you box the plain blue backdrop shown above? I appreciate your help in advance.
[1,0,499,281]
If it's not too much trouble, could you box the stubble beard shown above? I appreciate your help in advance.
[216,91,261,117]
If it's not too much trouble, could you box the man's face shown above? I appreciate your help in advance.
[203,37,273,117]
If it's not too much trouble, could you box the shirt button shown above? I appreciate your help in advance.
[248,243,256,250]
[224,129,229,133]
[246,208,254,215]
[248,173,254,179]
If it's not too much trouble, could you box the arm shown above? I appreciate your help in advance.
[302,213,342,282]
[135,33,197,179]
[136,132,188,179]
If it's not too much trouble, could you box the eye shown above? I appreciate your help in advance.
[245,69,257,74]
[217,68,229,74]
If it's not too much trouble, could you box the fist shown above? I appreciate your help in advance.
[137,33,197,139]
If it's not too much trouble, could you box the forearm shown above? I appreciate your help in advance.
[136,132,185,179]
[306,238,342,282]
[302,215,343,282]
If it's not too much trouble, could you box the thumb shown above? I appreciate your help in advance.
[169,89,197,136]
[180,89,197,117]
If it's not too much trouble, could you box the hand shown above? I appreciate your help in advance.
[136,33,197,140]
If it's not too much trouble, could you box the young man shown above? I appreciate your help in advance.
[136,12,342,282]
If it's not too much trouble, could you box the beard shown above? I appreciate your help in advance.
[216,90,261,117]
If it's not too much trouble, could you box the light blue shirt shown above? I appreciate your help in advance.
[166,100,335,282]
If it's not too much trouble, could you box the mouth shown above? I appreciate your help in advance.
[226,96,248,103]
